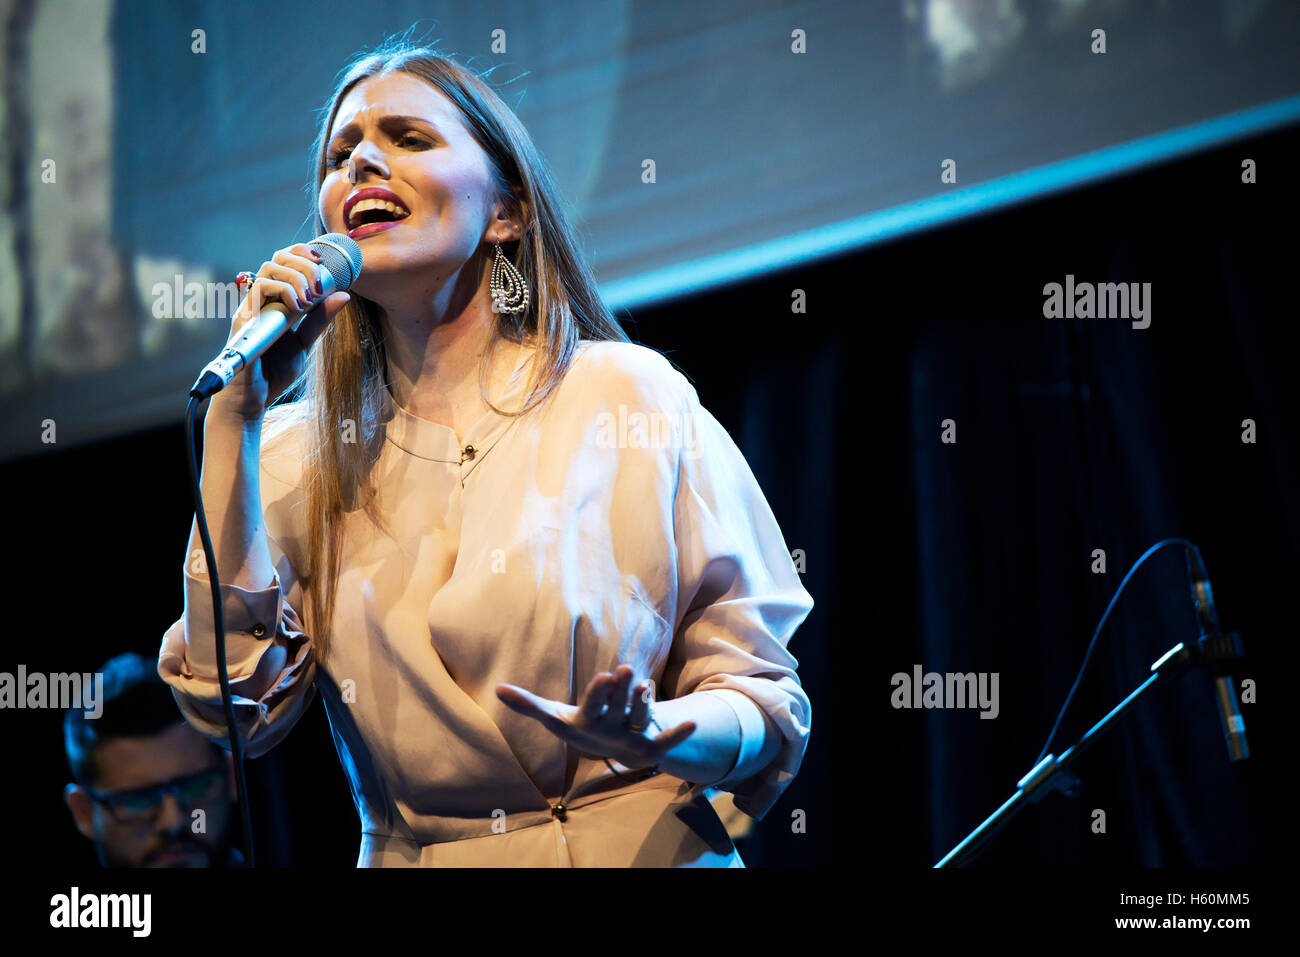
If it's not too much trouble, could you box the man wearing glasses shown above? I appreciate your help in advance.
[62,652,241,868]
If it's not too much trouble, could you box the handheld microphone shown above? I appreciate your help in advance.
[1186,548,1250,761]
[190,232,363,399]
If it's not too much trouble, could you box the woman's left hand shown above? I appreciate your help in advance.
[496,664,695,771]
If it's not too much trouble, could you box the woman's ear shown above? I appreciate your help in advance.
[506,198,527,240]
[511,195,529,241]
[492,190,527,244]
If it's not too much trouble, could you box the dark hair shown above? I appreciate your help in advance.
[63,652,216,787]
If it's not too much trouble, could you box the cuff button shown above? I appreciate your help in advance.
[251,624,267,638]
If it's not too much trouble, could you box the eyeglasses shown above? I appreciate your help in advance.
[85,767,226,825]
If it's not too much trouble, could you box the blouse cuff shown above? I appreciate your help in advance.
[700,689,771,789]
[159,566,314,756]
[178,567,284,683]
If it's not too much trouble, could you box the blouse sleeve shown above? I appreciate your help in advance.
[156,406,318,758]
[656,369,814,822]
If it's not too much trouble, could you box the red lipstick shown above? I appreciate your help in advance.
[343,186,411,230]
[348,220,403,240]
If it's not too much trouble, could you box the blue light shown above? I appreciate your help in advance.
[602,93,1300,313]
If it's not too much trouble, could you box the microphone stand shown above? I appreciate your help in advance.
[934,628,1247,867]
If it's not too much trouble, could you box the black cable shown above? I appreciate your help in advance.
[1033,536,1202,768]
[184,395,255,867]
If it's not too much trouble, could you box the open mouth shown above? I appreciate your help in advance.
[344,188,412,236]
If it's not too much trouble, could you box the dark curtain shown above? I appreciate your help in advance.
[881,125,1290,867]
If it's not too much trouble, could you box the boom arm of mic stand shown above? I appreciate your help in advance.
[934,641,1198,868]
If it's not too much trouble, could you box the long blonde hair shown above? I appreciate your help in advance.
[281,37,629,661]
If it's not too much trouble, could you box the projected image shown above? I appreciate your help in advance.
[0,2,136,389]
[0,1,233,404]
[1,0,1297,461]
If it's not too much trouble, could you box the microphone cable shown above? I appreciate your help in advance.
[1032,536,1203,769]
[184,394,256,867]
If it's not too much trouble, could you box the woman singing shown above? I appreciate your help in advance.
[159,37,813,867]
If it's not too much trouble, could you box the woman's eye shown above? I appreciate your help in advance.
[326,134,428,169]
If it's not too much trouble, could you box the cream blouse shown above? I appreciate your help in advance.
[158,339,813,866]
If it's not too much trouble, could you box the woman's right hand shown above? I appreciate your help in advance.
[209,242,353,422]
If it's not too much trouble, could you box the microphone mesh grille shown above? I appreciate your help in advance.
[308,233,363,290]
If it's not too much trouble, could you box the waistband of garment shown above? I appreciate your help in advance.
[362,772,696,847]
